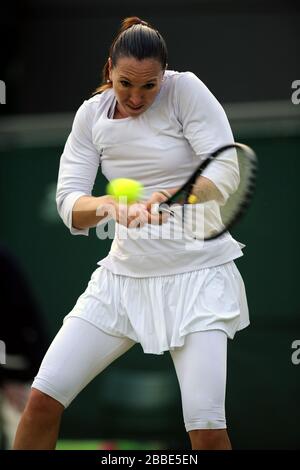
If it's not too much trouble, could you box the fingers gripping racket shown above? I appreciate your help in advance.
[158,142,257,241]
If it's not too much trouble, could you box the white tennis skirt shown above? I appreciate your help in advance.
[64,261,249,355]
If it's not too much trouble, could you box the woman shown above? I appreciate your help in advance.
[14,17,249,450]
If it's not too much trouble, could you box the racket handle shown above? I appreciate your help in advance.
[155,203,174,215]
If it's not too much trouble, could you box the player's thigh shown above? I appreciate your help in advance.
[170,330,227,430]
[32,317,136,407]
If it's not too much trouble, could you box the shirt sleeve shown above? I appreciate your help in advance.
[175,72,239,202]
[56,100,100,235]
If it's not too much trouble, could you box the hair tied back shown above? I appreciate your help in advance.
[120,16,150,33]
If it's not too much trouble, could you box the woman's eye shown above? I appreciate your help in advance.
[120,81,130,87]
[144,83,155,89]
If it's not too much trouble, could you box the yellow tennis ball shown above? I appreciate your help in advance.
[106,178,144,203]
[188,194,198,204]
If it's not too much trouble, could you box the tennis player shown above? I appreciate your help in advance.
[14,17,249,450]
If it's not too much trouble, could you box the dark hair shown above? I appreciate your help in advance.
[95,16,168,93]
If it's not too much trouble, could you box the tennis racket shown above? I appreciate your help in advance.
[157,142,257,241]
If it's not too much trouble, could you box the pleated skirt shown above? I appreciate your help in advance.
[64,261,249,355]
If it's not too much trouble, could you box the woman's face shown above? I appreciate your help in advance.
[109,57,165,117]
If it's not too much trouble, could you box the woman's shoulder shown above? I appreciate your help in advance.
[164,70,199,84]
[74,89,114,124]
[83,88,114,110]
[163,70,208,95]
[164,70,217,106]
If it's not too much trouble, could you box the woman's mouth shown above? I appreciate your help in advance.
[127,104,144,111]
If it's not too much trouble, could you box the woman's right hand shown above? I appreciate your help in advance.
[117,202,149,228]
[96,198,149,228]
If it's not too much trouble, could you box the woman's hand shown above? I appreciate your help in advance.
[144,191,171,225]
[123,203,149,228]
[96,199,149,228]
[96,190,175,228]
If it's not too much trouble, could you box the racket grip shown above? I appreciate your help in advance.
[156,203,174,215]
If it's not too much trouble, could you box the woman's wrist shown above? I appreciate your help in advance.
[100,194,117,206]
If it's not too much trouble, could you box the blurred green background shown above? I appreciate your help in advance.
[1,0,300,450]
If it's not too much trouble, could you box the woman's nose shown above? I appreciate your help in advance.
[129,92,143,105]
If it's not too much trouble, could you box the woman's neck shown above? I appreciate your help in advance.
[114,103,129,119]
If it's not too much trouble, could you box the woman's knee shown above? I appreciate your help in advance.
[25,388,64,418]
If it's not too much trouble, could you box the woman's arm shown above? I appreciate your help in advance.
[175,73,239,203]
[73,195,153,229]
[72,195,116,229]
[148,177,222,206]
[56,101,103,235]
[191,175,223,203]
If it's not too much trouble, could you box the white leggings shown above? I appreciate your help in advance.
[32,318,227,432]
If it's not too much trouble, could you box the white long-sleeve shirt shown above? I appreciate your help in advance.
[56,70,244,277]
